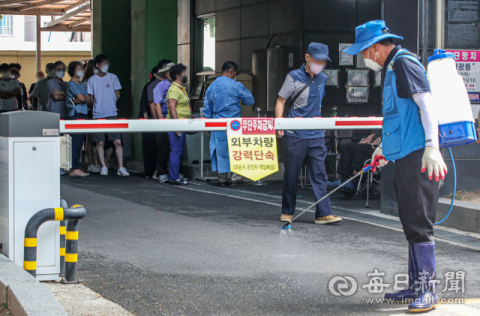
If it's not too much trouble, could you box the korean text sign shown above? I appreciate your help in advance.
[227,118,279,181]
[446,50,480,103]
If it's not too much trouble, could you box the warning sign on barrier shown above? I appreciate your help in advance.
[227,118,279,181]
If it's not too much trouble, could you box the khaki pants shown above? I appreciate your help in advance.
[218,173,242,183]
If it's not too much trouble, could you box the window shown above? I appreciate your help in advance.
[198,17,215,72]
[0,15,13,36]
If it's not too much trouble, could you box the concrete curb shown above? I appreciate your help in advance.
[0,254,67,316]
[437,198,480,233]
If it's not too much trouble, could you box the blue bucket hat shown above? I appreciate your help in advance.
[307,42,331,61]
[343,20,403,56]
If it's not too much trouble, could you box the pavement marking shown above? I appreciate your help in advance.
[130,176,480,250]
[177,186,404,231]
[177,185,480,251]
[177,186,285,207]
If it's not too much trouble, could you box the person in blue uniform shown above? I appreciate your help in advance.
[344,21,448,313]
[202,61,255,186]
[276,42,342,226]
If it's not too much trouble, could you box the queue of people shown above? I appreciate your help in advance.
[138,59,256,186]
[0,55,128,178]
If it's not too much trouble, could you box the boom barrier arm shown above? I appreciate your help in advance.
[60,117,383,134]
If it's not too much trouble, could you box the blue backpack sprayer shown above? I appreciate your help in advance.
[282,49,477,232]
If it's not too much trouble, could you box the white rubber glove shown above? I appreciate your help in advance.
[370,147,388,171]
[421,147,448,181]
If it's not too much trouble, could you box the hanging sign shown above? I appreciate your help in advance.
[446,49,480,103]
[227,118,279,181]
[347,87,369,103]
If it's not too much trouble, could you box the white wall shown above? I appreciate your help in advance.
[0,15,91,52]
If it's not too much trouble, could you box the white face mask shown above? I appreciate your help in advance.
[1,72,10,78]
[307,57,325,75]
[94,69,99,75]
[364,48,383,72]
[100,65,109,73]
[36,77,41,82]
[76,70,84,78]
[56,71,65,79]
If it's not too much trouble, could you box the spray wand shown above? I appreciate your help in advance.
[282,156,386,230]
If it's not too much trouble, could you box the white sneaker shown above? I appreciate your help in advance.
[158,174,169,183]
[100,166,108,176]
[117,167,130,176]
[152,171,159,181]
[87,164,101,173]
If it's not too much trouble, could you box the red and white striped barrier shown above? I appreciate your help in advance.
[60,117,383,134]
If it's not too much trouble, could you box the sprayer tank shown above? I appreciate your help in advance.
[427,49,477,147]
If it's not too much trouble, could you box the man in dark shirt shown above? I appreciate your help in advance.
[9,63,27,110]
[381,45,431,98]
[139,66,161,179]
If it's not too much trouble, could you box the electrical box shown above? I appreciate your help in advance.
[59,135,72,170]
[0,112,61,281]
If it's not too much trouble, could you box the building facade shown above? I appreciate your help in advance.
[90,0,480,211]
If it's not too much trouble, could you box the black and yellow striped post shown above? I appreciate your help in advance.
[60,221,66,276]
[59,199,68,277]
[24,206,86,278]
[65,207,81,283]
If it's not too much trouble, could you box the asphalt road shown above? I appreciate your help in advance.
[60,174,480,316]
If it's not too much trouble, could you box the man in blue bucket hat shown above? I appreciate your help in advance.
[275,42,342,226]
[345,21,447,313]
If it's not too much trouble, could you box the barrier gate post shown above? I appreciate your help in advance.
[59,199,68,277]
[64,205,83,283]
[24,206,87,278]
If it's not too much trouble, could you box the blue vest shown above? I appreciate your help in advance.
[382,49,426,161]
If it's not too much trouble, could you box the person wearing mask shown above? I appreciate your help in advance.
[202,61,255,186]
[47,61,69,119]
[9,63,28,110]
[0,63,21,113]
[67,61,91,178]
[28,70,45,109]
[275,42,342,226]
[344,21,447,312]
[139,65,162,180]
[82,59,101,173]
[153,62,175,183]
[31,63,55,111]
[88,54,130,176]
[166,64,190,185]
[9,68,24,110]
[48,61,70,175]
